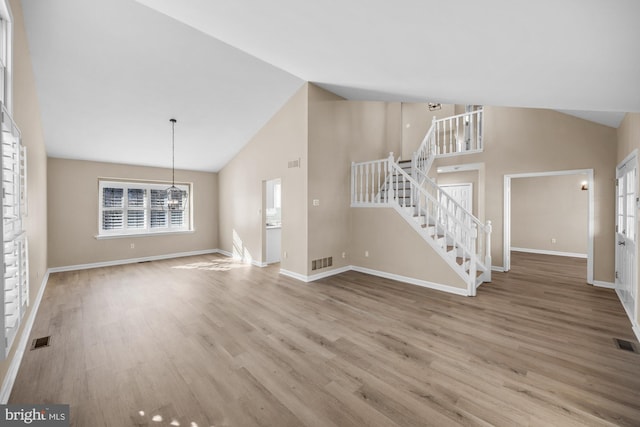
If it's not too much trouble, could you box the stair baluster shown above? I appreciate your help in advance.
[351,109,490,296]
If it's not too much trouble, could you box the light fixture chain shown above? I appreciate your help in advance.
[171,118,176,186]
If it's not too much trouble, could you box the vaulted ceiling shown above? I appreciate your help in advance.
[21,0,640,171]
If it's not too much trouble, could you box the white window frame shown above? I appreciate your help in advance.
[97,179,192,238]
[0,0,12,112]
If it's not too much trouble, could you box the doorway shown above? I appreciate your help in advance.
[615,152,638,323]
[440,183,473,254]
[264,178,282,264]
[504,170,594,284]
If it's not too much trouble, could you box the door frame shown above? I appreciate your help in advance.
[503,169,594,284]
[439,182,474,215]
[615,150,638,325]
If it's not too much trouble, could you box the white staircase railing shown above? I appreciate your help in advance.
[352,153,491,296]
[412,109,484,181]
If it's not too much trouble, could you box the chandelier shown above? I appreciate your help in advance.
[165,118,187,211]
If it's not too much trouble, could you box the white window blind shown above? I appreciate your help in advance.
[150,189,167,228]
[98,180,191,237]
[127,188,146,229]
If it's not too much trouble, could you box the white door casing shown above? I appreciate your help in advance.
[503,169,594,283]
[615,152,638,324]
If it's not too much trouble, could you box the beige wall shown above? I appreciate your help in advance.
[435,107,617,282]
[1,0,49,391]
[306,87,464,289]
[308,85,402,275]
[511,174,589,255]
[350,208,466,289]
[617,113,640,161]
[47,158,217,267]
[436,170,480,217]
[616,112,640,327]
[307,85,349,274]
[401,103,455,158]
[218,83,308,274]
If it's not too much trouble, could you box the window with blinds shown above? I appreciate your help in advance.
[98,180,191,236]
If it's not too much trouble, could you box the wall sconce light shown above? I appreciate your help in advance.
[581,181,588,191]
[428,103,442,111]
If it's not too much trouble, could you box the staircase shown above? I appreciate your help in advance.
[351,108,491,296]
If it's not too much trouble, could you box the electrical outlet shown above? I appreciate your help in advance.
[551,238,556,244]
[365,250,369,257]
[342,252,346,259]
[312,199,320,206]
[284,251,288,259]
[130,243,135,249]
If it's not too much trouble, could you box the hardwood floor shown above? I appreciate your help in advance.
[9,252,640,426]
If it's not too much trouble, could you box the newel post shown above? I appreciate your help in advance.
[484,220,492,282]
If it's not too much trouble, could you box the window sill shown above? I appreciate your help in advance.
[95,229,195,240]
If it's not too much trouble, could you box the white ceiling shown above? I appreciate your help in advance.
[21,0,640,171]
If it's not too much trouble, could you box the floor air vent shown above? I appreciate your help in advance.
[31,336,51,350]
[614,338,637,353]
[311,256,333,271]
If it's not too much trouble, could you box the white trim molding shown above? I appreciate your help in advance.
[48,249,219,273]
[593,280,615,289]
[279,269,310,282]
[491,266,505,273]
[511,247,588,259]
[504,169,594,285]
[350,266,469,296]
[280,265,469,296]
[217,249,266,268]
[279,266,351,283]
[615,150,639,344]
[436,162,484,174]
[1,270,50,404]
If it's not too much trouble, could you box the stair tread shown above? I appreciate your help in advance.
[354,155,489,286]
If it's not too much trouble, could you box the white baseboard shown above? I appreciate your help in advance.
[307,266,352,281]
[48,249,220,273]
[216,249,266,267]
[593,280,615,289]
[1,270,51,404]
[491,266,505,273]
[216,249,233,258]
[279,266,351,283]
[350,266,469,296]
[511,247,588,259]
[279,269,309,282]
[280,265,468,296]
[633,323,640,343]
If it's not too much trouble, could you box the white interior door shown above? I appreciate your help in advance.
[440,183,473,254]
[615,157,637,322]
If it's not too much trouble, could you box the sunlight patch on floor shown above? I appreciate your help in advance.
[136,408,212,427]
[172,257,250,271]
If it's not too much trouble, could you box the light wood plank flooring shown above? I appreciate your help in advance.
[9,252,640,426]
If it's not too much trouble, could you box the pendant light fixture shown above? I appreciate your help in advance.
[165,118,187,211]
